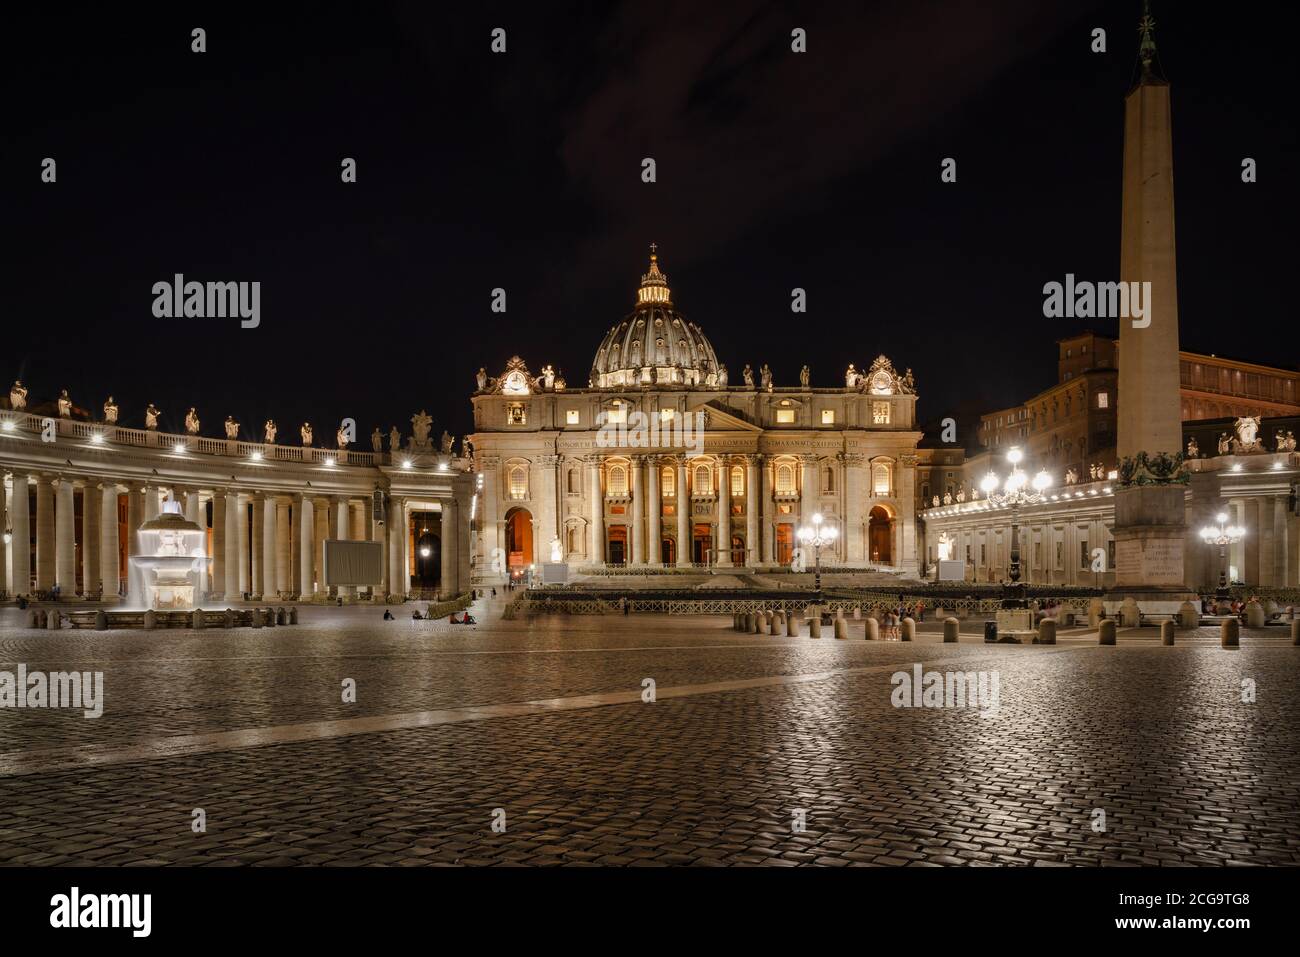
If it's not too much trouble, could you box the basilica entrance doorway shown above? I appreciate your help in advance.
[869,505,893,565]
[731,535,745,566]
[692,523,711,564]
[775,523,794,565]
[661,537,675,566]
[607,525,627,566]
[504,507,533,572]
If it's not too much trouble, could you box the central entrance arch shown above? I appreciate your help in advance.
[868,505,893,565]
[504,506,533,574]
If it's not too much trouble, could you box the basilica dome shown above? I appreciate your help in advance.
[590,247,720,389]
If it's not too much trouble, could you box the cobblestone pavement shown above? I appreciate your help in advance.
[1,599,1297,866]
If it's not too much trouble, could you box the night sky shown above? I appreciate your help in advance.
[6,1,1295,449]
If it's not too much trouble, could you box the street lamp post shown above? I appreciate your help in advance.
[797,512,838,601]
[1199,512,1245,611]
[980,447,1051,609]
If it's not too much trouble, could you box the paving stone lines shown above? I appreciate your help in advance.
[0,602,1297,866]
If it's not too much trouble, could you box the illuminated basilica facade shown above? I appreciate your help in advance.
[470,249,924,580]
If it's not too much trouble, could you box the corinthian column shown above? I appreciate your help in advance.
[55,477,76,594]
[224,490,240,599]
[277,498,291,595]
[36,475,55,592]
[81,483,100,597]
[100,483,120,601]
[10,473,30,596]
[675,456,690,566]
[745,455,760,568]
[716,457,732,566]
[630,455,645,566]
[299,493,315,598]
[588,456,605,565]
[212,493,225,597]
[646,456,661,566]
[262,495,277,599]
[334,497,353,599]
[386,495,406,599]
[0,475,7,595]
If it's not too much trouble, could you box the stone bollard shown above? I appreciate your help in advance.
[1120,597,1141,628]
[251,608,263,629]
[809,617,822,638]
[1292,620,1299,645]
[1221,617,1240,648]
[265,608,276,628]
[95,610,108,631]
[1037,618,1057,645]
[752,612,762,635]
[768,611,779,635]
[1088,597,1104,628]
[1099,619,1116,645]
[787,614,801,637]
[1246,600,1265,628]
[143,609,156,631]
[29,609,40,628]
[289,607,298,625]
[192,609,205,629]
[224,608,235,629]
[1161,620,1174,646]
[853,606,861,620]
[943,617,959,643]
[47,610,60,631]
[1178,601,1198,629]
[901,617,915,642]
[733,612,741,630]
[834,617,848,639]
[865,618,879,641]
[277,607,287,625]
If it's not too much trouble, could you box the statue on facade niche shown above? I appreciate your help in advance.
[411,410,433,448]
[845,364,859,388]
[901,369,915,394]
[937,532,953,562]
[103,396,119,424]
[956,487,965,502]
[264,420,277,444]
[389,426,401,451]
[1218,432,1231,455]
[932,495,940,507]
[1065,468,1078,485]
[1233,416,1262,453]
[541,365,555,390]
[371,428,383,453]
[799,365,810,387]
[943,491,952,505]
[8,380,27,410]
[185,408,200,434]
[336,425,350,449]
[145,404,160,430]
[1186,436,1199,458]
[461,436,473,458]
[224,416,240,440]
[57,390,72,418]
[742,364,754,387]
[717,363,728,388]
[476,367,488,392]
[760,364,772,390]
[301,422,313,446]
[1278,430,1297,452]
[440,430,454,454]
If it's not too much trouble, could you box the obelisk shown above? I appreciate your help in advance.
[1110,1,1192,608]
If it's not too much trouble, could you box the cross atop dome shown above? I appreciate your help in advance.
[637,243,672,306]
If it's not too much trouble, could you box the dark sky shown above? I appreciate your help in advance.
[6,1,1295,449]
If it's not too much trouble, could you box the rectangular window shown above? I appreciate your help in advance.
[821,409,835,424]
[730,466,743,497]
[872,401,891,424]
[776,409,795,424]
[980,544,986,566]
[565,409,580,425]
[606,403,627,425]
[1097,392,1109,409]
[1080,541,1090,570]
[1055,541,1064,570]
[507,403,526,425]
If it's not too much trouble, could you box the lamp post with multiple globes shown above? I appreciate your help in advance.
[979,447,1052,608]
[797,512,838,600]
[1199,512,1245,610]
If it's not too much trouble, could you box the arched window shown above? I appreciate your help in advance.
[872,462,891,495]
[567,468,580,494]
[661,466,675,497]
[776,463,795,494]
[508,465,528,500]
[730,465,744,497]
[608,464,627,496]
[694,464,712,495]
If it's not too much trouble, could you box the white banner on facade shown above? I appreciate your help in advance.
[324,540,384,585]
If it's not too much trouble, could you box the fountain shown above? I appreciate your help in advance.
[126,500,210,610]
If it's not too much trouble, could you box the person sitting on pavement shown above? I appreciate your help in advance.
[412,609,423,620]
[383,610,394,620]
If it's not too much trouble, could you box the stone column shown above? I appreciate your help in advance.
[899,453,919,576]
[224,491,240,599]
[99,483,119,601]
[386,496,406,598]
[759,456,774,564]
[588,456,605,565]
[630,455,645,566]
[1274,495,1289,588]
[745,455,760,568]
[10,473,30,596]
[127,486,144,559]
[646,456,661,566]
[35,475,56,591]
[249,494,264,598]
[298,493,315,598]
[440,498,457,596]
[55,477,76,594]
[183,487,201,527]
[236,495,250,596]
[314,499,329,597]
[276,499,291,595]
[538,455,559,565]
[334,497,353,599]
[1259,495,1277,588]
[144,486,160,521]
[716,457,732,566]
[212,493,226,598]
[370,497,385,598]
[81,484,100,597]
[842,454,866,563]
[0,476,7,595]
[262,495,277,599]
[675,456,690,566]
[290,496,302,596]
[1243,497,1260,586]
[799,455,817,525]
